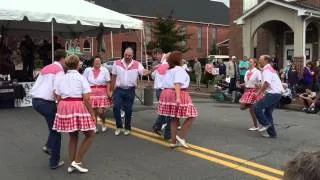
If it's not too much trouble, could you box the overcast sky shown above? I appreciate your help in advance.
[211,0,229,7]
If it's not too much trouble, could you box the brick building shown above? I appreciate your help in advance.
[230,0,320,72]
[80,0,230,60]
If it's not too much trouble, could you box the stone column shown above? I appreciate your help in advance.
[293,16,305,72]
[293,56,304,78]
[243,23,254,57]
[317,24,320,61]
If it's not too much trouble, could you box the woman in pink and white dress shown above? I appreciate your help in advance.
[239,58,263,131]
[53,55,96,173]
[83,56,112,133]
[157,51,198,148]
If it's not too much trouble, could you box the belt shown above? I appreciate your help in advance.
[32,98,55,102]
[164,88,188,91]
[90,85,107,88]
[118,86,135,90]
[61,97,83,101]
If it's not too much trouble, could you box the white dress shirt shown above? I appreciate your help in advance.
[83,66,110,86]
[31,62,64,101]
[56,70,91,98]
[262,64,284,94]
[111,59,144,88]
[163,66,190,89]
[244,68,262,88]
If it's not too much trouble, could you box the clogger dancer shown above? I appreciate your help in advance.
[238,58,263,131]
[31,49,66,169]
[83,55,112,133]
[110,47,149,136]
[157,51,198,148]
[53,55,96,173]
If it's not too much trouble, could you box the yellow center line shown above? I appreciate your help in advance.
[104,121,282,180]
[105,120,284,176]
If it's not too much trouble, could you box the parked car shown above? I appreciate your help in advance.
[102,57,121,72]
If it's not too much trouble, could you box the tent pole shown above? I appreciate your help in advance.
[110,31,114,58]
[140,30,143,61]
[142,26,149,82]
[51,20,54,62]
[91,37,94,56]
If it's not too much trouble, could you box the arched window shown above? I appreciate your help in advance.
[83,40,91,52]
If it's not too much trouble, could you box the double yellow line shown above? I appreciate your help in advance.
[104,120,284,180]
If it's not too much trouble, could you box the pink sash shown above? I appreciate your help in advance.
[263,64,276,73]
[92,68,101,79]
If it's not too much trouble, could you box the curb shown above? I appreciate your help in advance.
[189,91,304,112]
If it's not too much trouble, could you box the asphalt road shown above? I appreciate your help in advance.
[1,96,320,180]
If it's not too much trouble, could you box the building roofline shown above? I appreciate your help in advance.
[234,0,320,25]
[125,14,230,27]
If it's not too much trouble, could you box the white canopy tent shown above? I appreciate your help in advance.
[0,0,145,60]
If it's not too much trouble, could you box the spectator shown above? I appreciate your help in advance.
[303,62,315,89]
[193,57,202,91]
[298,89,317,111]
[204,60,214,88]
[308,94,320,113]
[315,64,320,92]
[283,60,292,83]
[284,151,320,180]
[53,36,63,51]
[279,69,285,82]
[38,40,51,67]
[20,35,36,80]
[238,56,249,83]
[280,83,292,106]
[287,65,299,97]
[217,59,226,77]
[226,56,239,94]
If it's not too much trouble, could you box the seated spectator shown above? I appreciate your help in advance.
[307,95,320,113]
[280,83,292,106]
[283,151,320,180]
[298,89,317,111]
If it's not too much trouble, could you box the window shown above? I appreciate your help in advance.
[145,22,152,44]
[180,26,187,47]
[65,41,69,50]
[83,40,91,52]
[212,28,217,45]
[284,31,293,45]
[197,27,202,49]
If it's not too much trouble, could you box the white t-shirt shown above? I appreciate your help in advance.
[244,68,262,88]
[262,64,284,94]
[152,61,169,89]
[162,66,190,89]
[31,62,64,101]
[83,66,110,86]
[56,70,91,99]
[111,59,144,88]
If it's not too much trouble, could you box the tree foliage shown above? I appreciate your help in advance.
[147,15,191,53]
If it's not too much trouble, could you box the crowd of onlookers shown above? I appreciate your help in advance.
[279,60,320,113]
[186,55,320,114]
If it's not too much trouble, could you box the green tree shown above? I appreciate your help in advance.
[210,43,217,55]
[147,15,191,53]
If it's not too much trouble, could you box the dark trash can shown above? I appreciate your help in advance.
[144,86,153,106]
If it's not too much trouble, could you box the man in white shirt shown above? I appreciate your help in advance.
[31,49,66,169]
[110,47,148,136]
[254,55,284,138]
[151,48,171,140]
